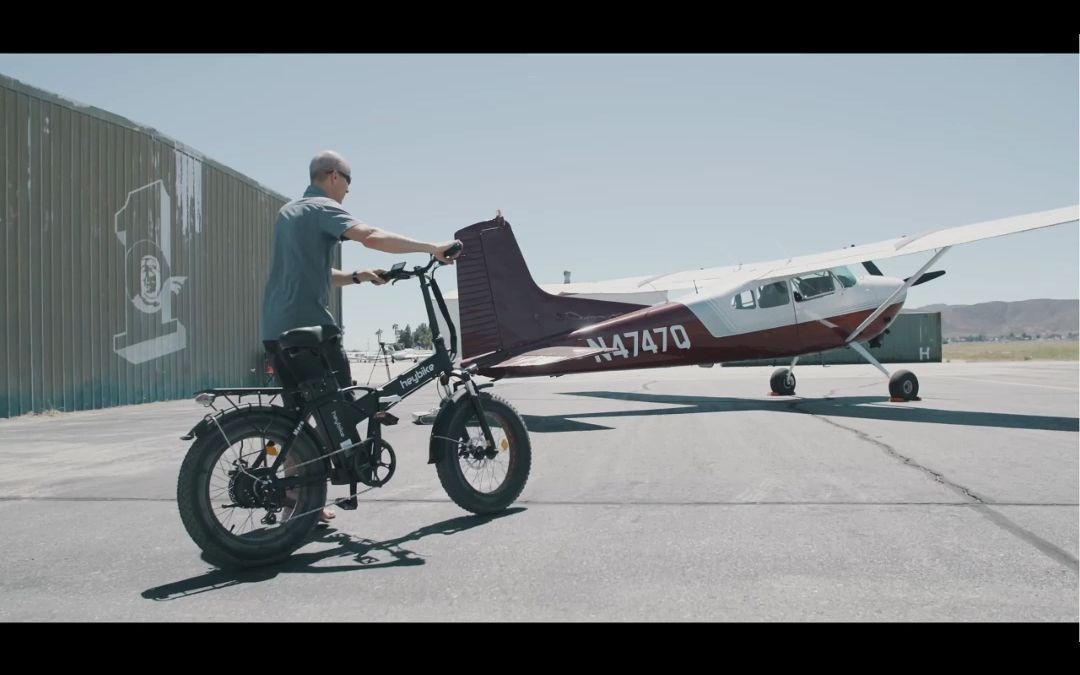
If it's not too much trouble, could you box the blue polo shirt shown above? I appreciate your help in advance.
[260,185,358,341]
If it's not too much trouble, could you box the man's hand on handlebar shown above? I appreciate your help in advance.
[356,269,388,285]
[374,239,463,283]
[432,240,464,264]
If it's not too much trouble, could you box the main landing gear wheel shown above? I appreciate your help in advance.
[889,369,919,401]
[770,367,796,396]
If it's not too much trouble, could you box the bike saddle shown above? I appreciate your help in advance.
[278,325,342,349]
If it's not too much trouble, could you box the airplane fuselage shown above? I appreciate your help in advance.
[480,275,906,377]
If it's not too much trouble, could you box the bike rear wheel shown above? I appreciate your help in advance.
[177,411,328,568]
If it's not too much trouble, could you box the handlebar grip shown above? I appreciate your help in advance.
[442,241,463,259]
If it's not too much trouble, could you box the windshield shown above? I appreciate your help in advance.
[831,266,858,288]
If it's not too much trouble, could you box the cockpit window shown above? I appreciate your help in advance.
[831,266,857,288]
[731,289,756,309]
[757,281,790,308]
[791,271,835,301]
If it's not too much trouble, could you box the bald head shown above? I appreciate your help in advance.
[309,150,351,182]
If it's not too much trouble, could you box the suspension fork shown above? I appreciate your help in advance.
[460,373,497,450]
[420,267,493,447]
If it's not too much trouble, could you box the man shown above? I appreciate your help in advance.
[261,150,462,522]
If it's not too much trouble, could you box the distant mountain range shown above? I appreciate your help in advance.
[908,299,1079,339]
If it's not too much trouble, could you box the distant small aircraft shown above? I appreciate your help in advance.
[392,347,435,363]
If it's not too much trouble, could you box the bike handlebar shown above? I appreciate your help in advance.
[374,241,463,358]
[378,241,463,283]
[441,241,463,260]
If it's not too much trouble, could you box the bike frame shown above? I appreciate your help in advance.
[184,257,497,493]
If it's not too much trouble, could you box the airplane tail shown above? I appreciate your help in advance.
[454,215,645,365]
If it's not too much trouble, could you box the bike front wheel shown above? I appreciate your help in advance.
[434,392,531,514]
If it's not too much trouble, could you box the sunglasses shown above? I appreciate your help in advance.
[329,169,351,185]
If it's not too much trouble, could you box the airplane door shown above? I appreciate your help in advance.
[788,271,851,353]
[750,279,801,354]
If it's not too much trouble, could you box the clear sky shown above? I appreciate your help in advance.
[1,54,1076,350]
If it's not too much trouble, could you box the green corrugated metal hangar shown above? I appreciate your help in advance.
[0,74,341,417]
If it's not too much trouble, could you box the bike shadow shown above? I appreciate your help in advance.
[142,507,525,601]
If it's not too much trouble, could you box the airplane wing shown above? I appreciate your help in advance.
[634,205,1079,296]
[752,205,1077,280]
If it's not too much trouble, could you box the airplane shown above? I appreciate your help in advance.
[357,351,393,364]
[439,205,1078,401]
[392,347,435,362]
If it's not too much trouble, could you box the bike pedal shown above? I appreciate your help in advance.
[335,496,359,510]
